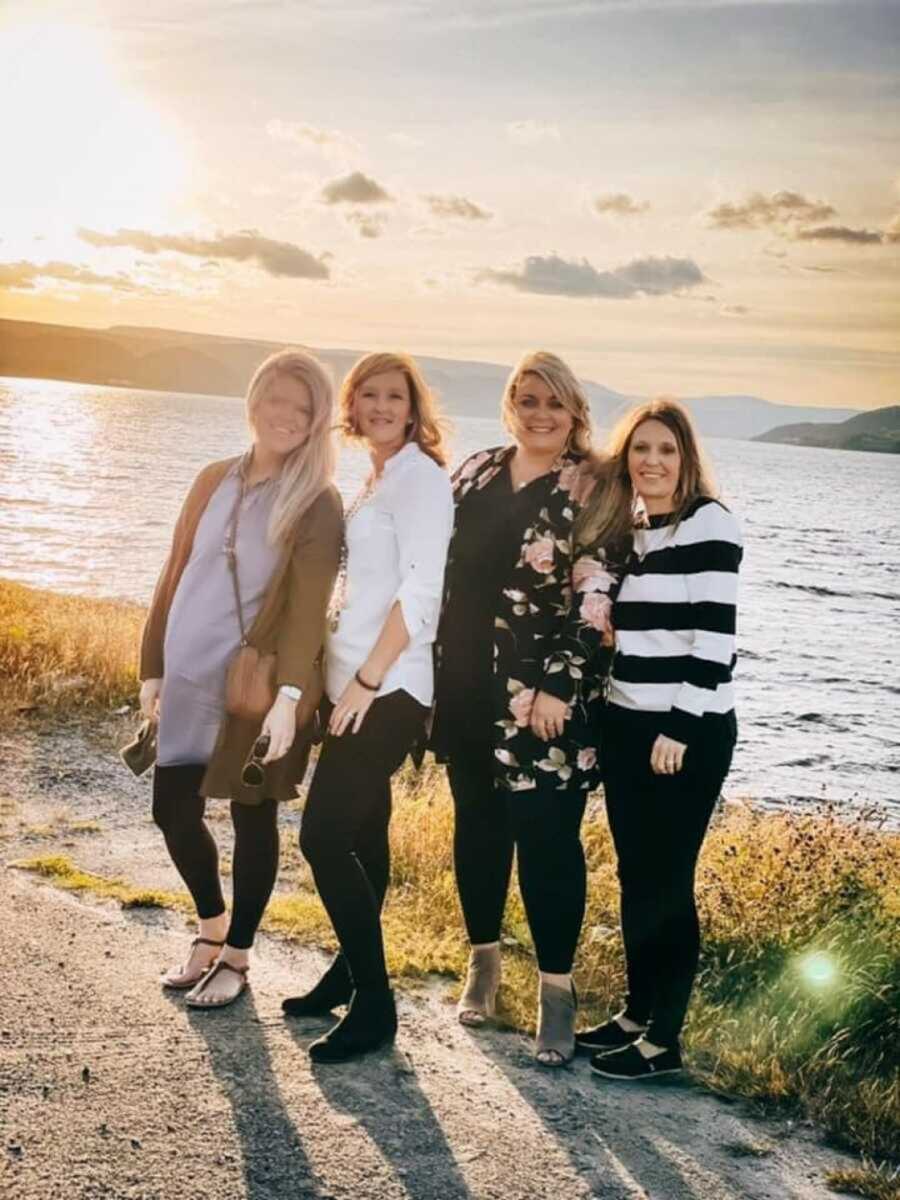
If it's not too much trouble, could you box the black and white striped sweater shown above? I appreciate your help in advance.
[610,496,743,744]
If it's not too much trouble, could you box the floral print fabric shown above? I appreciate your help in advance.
[433,445,623,793]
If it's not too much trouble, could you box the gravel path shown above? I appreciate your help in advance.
[1,721,854,1200]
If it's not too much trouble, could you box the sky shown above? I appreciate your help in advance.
[1,0,899,408]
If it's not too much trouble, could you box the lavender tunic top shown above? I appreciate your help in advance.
[157,460,280,767]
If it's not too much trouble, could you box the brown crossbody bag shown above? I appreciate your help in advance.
[223,477,322,729]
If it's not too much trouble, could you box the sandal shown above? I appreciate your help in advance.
[185,959,249,1010]
[457,944,501,1027]
[160,937,224,990]
[535,980,577,1068]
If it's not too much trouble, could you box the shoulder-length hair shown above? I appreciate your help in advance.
[576,397,717,550]
[337,351,449,467]
[246,348,336,548]
[501,350,593,456]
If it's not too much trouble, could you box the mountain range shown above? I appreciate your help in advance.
[754,406,900,453]
[0,317,865,441]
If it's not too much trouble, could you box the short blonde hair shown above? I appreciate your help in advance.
[501,350,593,455]
[337,351,449,467]
[245,348,336,546]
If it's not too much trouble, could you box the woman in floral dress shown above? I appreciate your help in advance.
[431,350,624,1066]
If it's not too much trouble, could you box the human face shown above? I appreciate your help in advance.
[627,418,682,514]
[353,369,412,457]
[512,373,574,459]
[252,374,313,460]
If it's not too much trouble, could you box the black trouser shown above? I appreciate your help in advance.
[152,764,280,950]
[299,691,428,992]
[448,742,588,975]
[602,706,736,1048]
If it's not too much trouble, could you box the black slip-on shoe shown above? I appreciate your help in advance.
[590,1042,683,1080]
[575,1019,645,1055]
[282,954,353,1017]
[308,988,398,1064]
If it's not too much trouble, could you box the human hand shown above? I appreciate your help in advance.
[261,693,298,763]
[650,734,687,775]
[530,691,569,742]
[329,677,378,737]
[140,678,162,721]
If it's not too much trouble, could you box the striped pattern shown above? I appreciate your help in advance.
[609,497,742,743]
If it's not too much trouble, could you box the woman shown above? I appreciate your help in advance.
[139,348,342,1009]
[281,351,454,1063]
[430,351,624,1067]
[576,398,742,1080]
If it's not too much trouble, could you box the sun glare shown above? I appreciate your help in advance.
[0,21,188,246]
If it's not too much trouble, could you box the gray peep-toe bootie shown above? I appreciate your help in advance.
[456,944,502,1027]
[535,979,577,1067]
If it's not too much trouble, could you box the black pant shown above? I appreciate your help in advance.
[299,691,428,991]
[602,707,736,1048]
[448,742,588,975]
[152,765,280,950]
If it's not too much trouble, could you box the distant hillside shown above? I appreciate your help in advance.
[0,317,861,439]
[754,406,900,454]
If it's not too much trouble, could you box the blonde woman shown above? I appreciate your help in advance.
[140,349,342,1009]
[575,399,742,1080]
[281,352,454,1063]
[430,351,625,1067]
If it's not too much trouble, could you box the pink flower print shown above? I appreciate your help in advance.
[556,463,578,494]
[524,537,555,575]
[572,556,616,594]
[577,747,597,771]
[459,450,491,480]
[580,592,613,633]
[509,687,536,728]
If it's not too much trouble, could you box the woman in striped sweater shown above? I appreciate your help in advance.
[576,398,742,1080]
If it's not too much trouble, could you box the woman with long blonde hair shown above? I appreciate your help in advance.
[140,348,342,1009]
[575,398,743,1080]
[282,351,454,1063]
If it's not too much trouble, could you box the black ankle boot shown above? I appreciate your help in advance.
[282,955,353,1017]
[308,986,397,1063]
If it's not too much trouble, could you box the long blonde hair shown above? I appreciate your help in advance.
[501,350,593,455]
[337,351,449,467]
[246,348,336,547]
[576,397,717,550]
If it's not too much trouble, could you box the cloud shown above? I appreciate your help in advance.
[593,192,650,217]
[707,190,836,230]
[78,227,330,279]
[886,213,900,243]
[422,194,492,221]
[0,259,145,292]
[507,120,560,145]
[720,304,749,317]
[794,224,884,245]
[320,171,393,205]
[388,132,424,149]
[266,119,360,163]
[478,253,706,299]
[345,211,389,239]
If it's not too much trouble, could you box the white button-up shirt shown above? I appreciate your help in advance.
[326,442,454,706]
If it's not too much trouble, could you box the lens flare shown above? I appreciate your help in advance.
[798,951,838,988]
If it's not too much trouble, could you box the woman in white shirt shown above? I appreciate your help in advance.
[282,352,454,1063]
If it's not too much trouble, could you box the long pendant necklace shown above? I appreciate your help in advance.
[327,474,378,633]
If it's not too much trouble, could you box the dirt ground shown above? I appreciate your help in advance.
[0,720,858,1200]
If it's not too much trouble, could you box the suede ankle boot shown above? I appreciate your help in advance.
[308,985,398,1063]
[282,954,353,1017]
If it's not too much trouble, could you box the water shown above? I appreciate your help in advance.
[2,376,898,815]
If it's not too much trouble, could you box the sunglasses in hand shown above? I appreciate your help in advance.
[241,733,270,787]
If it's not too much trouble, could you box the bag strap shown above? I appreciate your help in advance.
[224,474,248,646]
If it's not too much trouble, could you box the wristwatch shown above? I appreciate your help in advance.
[278,685,303,702]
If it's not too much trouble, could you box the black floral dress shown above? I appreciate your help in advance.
[432,445,623,793]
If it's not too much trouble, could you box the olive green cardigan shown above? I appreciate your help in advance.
[139,456,343,805]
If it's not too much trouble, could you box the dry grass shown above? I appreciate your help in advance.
[4,578,899,1163]
[827,1161,900,1200]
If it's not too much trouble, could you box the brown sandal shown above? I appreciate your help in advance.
[160,937,224,991]
[185,959,249,1009]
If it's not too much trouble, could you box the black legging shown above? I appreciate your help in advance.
[152,764,280,950]
[299,691,427,991]
[603,706,736,1048]
[448,742,587,975]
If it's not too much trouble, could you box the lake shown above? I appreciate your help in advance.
[2,375,898,816]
